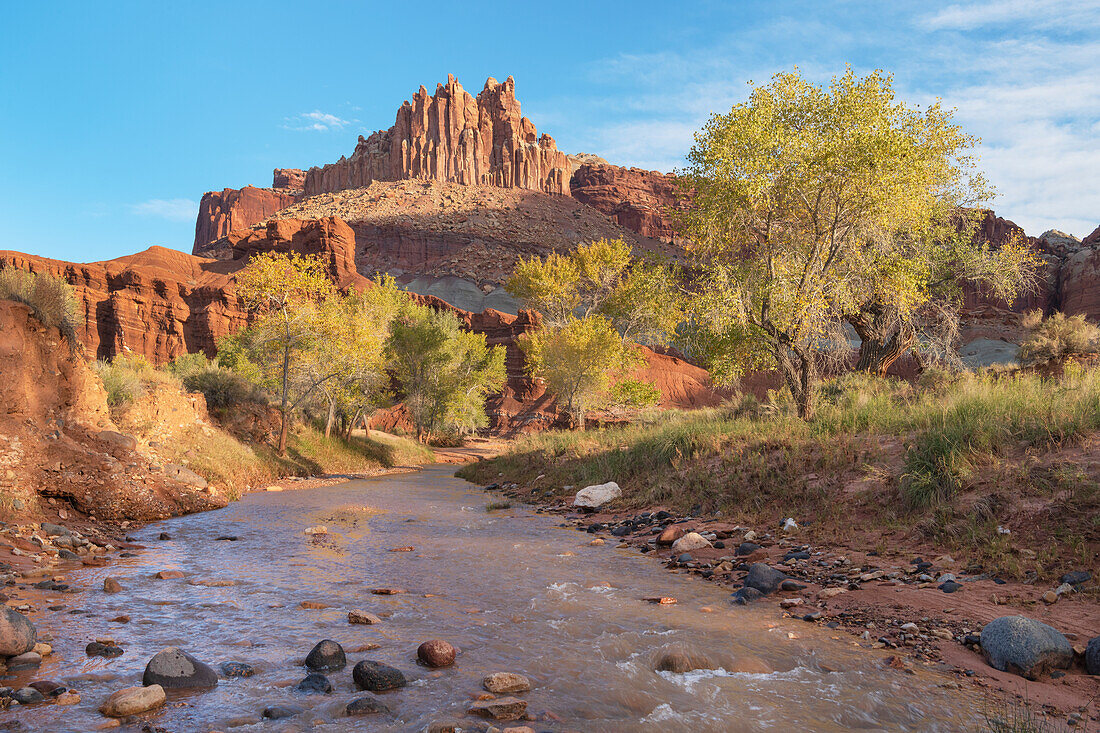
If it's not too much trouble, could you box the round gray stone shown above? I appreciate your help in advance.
[980,615,1073,680]
[143,647,218,689]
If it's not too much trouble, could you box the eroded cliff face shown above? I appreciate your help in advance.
[0,300,226,521]
[193,169,304,251]
[570,163,686,243]
[304,75,573,197]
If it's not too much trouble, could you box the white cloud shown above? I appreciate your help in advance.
[130,198,197,222]
[923,0,1099,31]
[284,110,350,132]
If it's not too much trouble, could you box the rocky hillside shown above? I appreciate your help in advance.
[0,300,226,522]
[193,168,304,250]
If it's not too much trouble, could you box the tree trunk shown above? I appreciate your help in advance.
[324,398,335,438]
[775,343,817,420]
[848,308,914,377]
[277,410,290,455]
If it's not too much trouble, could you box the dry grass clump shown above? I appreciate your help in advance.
[0,269,78,345]
[1018,309,1100,366]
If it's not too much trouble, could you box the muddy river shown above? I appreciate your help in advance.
[7,465,977,731]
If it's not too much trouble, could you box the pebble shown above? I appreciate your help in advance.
[220,662,255,678]
[99,684,166,717]
[262,704,303,720]
[348,610,382,625]
[352,660,407,691]
[304,640,346,671]
[102,578,122,594]
[468,696,528,721]
[346,695,390,716]
[296,672,333,694]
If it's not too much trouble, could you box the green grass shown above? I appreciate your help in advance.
[459,367,1100,510]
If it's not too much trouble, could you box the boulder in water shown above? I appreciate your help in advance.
[304,639,346,671]
[0,608,36,657]
[417,639,456,667]
[99,684,166,717]
[353,660,407,691]
[655,649,714,673]
[142,647,218,689]
[483,672,531,693]
[346,695,390,716]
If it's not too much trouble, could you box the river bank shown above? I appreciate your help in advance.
[464,475,1099,727]
[2,465,988,731]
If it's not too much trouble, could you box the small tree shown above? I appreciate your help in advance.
[678,66,1031,418]
[230,251,333,454]
[518,315,643,428]
[386,307,506,443]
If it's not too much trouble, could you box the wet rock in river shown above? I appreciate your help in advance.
[158,533,171,541]
[296,672,333,693]
[143,647,219,689]
[346,695,390,716]
[348,609,382,625]
[262,704,304,720]
[743,563,787,595]
[304,639,346,671]
[980,616,1073,680]
[417,639,456,667]
[353,660,407,691]
[28,681,63,697]
[99,684,165,717]
[220,661,255,678]
[483,672,531,693]
[467,696,528,721]
[655,649,714,673]
[6,652,41,671]
[730,587,765,605]
[102,577,122,594]
[86,641,124,658]
[11,687,44,705]
[0,608,36,657]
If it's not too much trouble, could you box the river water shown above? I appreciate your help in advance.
[8,465,977,732]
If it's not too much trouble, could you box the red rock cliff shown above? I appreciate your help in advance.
[194,186,300,253]
[303,75,572,197]
[570,163,685,242]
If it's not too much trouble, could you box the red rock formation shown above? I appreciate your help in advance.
[227,217,367,290]
[303,75,572,197]
[0,247,246,364]
[570,163,685,242]
[1083,224,1100,247]
[272,168,306,191]
[960,210,1055,314]
[194,186,299,253]
[1058,247,1100,320]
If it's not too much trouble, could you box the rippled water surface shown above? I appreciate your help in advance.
[8,466,978,731]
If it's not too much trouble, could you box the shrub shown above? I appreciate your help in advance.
[1018,309,1100,365]
[182,369,265,410]
[166,352,214,379]
[95,360,144,408]
[0,269,78,345]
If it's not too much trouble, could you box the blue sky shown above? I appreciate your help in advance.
[2,0,1097,261]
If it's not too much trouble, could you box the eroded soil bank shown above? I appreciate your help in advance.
[1,466,985,731]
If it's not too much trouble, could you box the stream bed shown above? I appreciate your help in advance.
[7,465,978,731]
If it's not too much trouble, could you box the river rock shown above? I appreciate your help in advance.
[346,695,390,716]
[86,641,124,658]
[263,704,303,720]
[655,649,714,673]
[154,570,184,580]
[6,652,41,671]
[348,610,382,625]
[1084,636,1099,675]
[220,661,255,678]
[28,681,63,697]
[980,616,1073,680]
[572,482,622,509]
[11,687,44,705]
[352,660,407,691]
[483,672,531,693]
[99,684,166,717]
[417,639,456,667]
[103,578,122,594]
[672,532,712,553]
[730,587,765,605]
[743,563,787,595]
[656,526,684,546]
[0,608,36,657]
[297,672,333,694]
[468,696,527,721]
[304,640,346,671]
[143,647,218,689]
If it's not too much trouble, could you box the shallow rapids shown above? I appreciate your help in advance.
[7,465,978,731]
